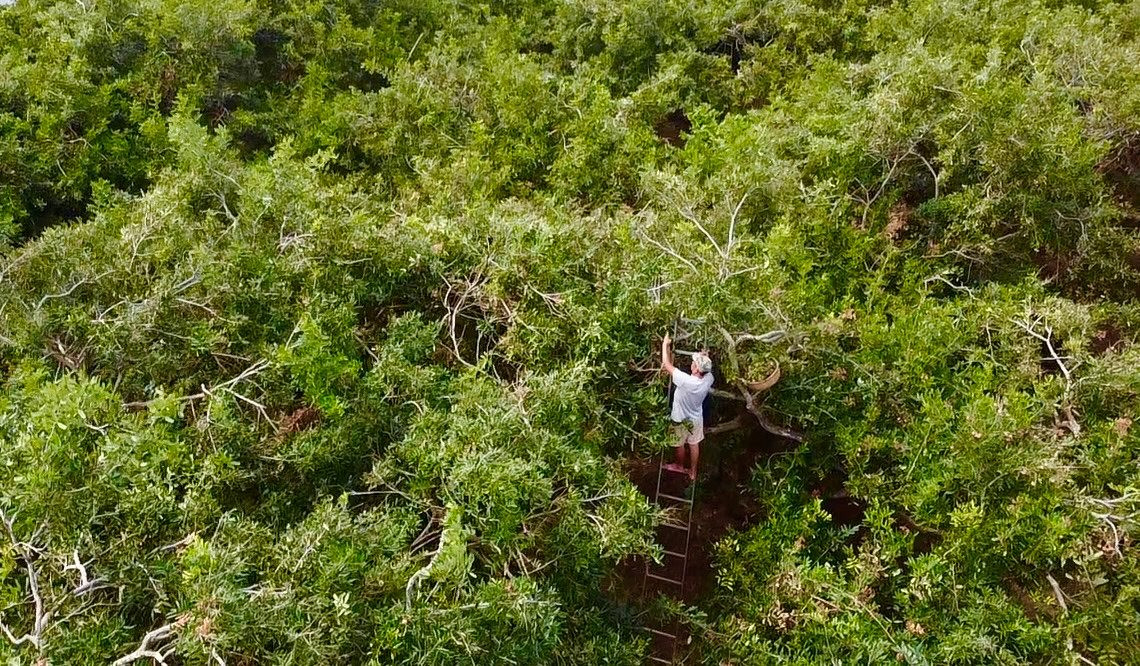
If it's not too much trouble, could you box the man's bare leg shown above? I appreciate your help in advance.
[664,445,688,474]
[664,424,690,474]
[688,441,700,481]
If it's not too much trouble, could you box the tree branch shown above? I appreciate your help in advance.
[734,378,804,443]
[1045,574,1068,614]
[111,623,178,666]
[64,550,107,596]
[638,228,701,273]
[35,271,113,309]
[0,510,46,650]
[1013,317,1072,386]
[677,206,723,259]
[726,189,752,258]
[705,416,745,435]
[122,360,269,410]
[406,511,454,611]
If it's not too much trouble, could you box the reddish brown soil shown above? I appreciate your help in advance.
[1089,323,1124,356]
[1032,249,1072,284]
[885,201,911,242]
[654,110,692,148]
[1127,247,1140,272]
[1100,137,1140,223]
[279,405,321,434]
[895,511,943,555]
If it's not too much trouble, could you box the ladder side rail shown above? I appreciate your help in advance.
[680,491,695,590]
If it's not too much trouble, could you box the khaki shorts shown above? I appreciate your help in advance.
[673,420,704,446]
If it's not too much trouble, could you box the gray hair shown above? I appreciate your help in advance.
[692,351,713,374]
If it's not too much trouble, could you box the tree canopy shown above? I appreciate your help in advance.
[1,0,1139,663]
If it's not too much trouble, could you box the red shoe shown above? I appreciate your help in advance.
[663,463,688,474]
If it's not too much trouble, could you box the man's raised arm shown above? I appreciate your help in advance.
[661,332,675,375]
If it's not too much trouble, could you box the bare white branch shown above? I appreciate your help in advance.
[111,623,177,666]
[1013,317,1072,386]
[64,550,107,596]
[122,360,269,410]
[726,189,753,258]
[36,271,113,309]
[638,229,702,273]
[923,273,974,294]
[677,206,723,258]
[0,510,46,650]
[1045,574,1068,613]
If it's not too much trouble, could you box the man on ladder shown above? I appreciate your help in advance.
[661,333,714,481]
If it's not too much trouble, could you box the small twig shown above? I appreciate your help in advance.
[923,273,974,294]
[122,360,269,410]
[1045,574,1068,614]
[580,492,622,504]
[347,486,416,503]
[1092,512,1122,555]
[153,533,198,554]
[172,272,202,294]
[638,229,701,273]
[911,149,940,200]
[678,206,724,259]
[442,279,477,368]
[1087,492,1139,508]
[647,279,679,304]
[36,271,113,309]
[408,514,440,553]
[223,388,279,433]
[732,330,786,344]
[175,298,217,316]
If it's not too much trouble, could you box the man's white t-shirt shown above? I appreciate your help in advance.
[671,368,713,425]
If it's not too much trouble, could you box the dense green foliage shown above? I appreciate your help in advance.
[2,0,1140,663]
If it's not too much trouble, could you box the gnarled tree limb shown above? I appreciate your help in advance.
[112,623,178,666]
[734,378,804,443]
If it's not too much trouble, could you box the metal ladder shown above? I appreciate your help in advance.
[641,454,696,664]
[641,319,696,664]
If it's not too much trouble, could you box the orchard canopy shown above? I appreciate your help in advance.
[1,0,1140,663]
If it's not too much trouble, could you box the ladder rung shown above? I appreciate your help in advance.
[663,549,686,558]
[646,572,683,585]
[661,522,689,531]
[646,627,677,638]
[649,657,671,664]
[658,492,692,504]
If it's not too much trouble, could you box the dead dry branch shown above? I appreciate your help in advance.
[111,623,179,666]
